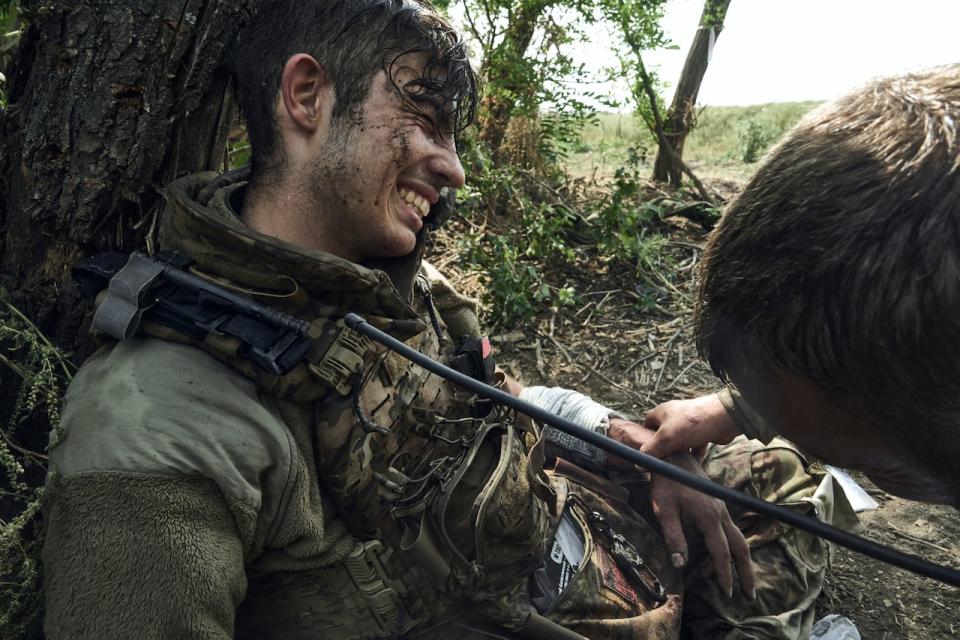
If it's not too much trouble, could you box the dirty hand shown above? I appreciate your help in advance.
[650,450,756,599]
[639,393,740,459]
[607,418,755,599]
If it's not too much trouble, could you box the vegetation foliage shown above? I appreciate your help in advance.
[0,2,20,106]
[0,289,74,638]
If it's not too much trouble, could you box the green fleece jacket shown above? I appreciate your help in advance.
[44,335,359,638]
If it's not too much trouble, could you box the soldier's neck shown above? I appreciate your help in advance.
[242,177,359,262]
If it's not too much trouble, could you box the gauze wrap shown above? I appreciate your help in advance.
[518,386,624,468]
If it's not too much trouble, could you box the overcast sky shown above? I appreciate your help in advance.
[572,0,960,106]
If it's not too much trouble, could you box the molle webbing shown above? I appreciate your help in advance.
[137,315,372,403]
[74,251,395,403]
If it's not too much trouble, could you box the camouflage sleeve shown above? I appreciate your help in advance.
[683,436,859,639]
[717,386,776,444]
[43,472,249,639]
[420,260,482,339]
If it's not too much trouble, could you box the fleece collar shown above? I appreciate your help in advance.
[158,169,429,333]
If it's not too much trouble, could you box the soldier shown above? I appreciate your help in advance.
[41,1,851,638]
[640,65,960,509]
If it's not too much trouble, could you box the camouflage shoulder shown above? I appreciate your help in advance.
[421,259,482,339]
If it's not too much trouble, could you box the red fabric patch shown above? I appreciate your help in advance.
[596,546,639,606]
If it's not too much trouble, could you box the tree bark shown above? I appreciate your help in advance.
[0,0,258,514]
[652,0,731,187]
[0,5,257,633]
[0,0,254,358]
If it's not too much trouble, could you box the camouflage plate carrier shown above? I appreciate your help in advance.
[90,170,683,639]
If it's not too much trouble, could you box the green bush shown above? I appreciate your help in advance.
[458,142,579,326]
[458,140,680,326]
[737,118,772,164]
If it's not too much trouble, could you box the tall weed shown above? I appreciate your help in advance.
[0,289,74,638]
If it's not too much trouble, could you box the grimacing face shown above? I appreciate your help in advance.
[306,54,465,263]
[729,369,959,506]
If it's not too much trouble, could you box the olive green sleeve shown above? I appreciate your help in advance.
[43,471,251,640]
[717,386,777,444]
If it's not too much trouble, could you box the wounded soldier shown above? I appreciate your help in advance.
[41,1,860,638]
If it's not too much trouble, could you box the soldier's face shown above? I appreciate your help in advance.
[306,56,465,263]
[729,370,959,506]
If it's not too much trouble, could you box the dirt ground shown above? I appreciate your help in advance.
[432,213,960,639]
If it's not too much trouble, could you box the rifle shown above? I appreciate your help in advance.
[75,251,311,375]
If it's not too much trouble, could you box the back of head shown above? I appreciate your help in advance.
[696,66,960,473]
[230,0,478,180]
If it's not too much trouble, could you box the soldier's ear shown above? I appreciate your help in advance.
[279,54,333,134]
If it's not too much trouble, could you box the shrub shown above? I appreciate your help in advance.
[737,118,773,163]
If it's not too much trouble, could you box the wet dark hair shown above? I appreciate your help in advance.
[696,66,960,468]
[230,0,479,177]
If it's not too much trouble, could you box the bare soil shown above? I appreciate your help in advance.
[432,213,960,639]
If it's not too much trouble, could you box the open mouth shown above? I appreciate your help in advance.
[397,185,430,217]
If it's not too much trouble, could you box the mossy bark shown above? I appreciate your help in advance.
[0,0,254,357]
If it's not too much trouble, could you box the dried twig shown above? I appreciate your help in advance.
[886,526,954,555]
[542,333,644,402]
[650,329,683,396]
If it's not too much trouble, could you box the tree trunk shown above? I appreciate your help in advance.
[0,4,258,633]
[476,0,549,155]
[0,0,254,358]
[0,0,258,538]
[652,0,731,187]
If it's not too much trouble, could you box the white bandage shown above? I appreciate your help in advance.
[518,386,624,467]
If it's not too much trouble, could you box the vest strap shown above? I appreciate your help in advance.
[306,320,372,396]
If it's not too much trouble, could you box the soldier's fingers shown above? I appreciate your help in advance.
[722,515,756,599]
[642,406,663,430]
[639,428,669,458]
[692,444,708,462]
[653,496,688,569]
[699,512,734,598]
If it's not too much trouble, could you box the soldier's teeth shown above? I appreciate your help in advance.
[398,187,430,216]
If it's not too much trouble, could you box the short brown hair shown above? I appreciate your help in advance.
[696,65,960,454]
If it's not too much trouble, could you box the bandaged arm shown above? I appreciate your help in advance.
[519,385,625,467]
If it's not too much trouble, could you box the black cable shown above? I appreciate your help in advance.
[345,313,960,589]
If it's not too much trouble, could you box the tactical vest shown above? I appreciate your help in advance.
[108,173,563,636]
[89,171,680,640]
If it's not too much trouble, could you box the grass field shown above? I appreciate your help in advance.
[565,101,822,185]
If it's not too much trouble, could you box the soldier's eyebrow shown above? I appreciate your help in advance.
[400,88,455,137]
[384,46,478,139]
